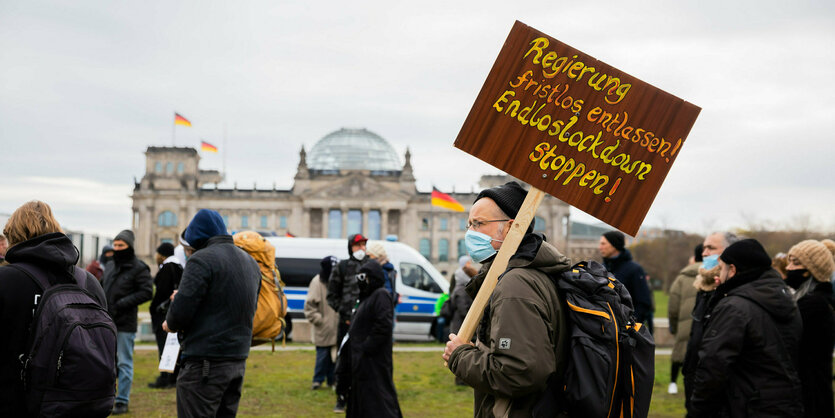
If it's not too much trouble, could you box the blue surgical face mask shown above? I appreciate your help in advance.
[702,254,719,270]
[465,230,502,263]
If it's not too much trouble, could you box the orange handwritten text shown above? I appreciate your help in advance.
[523,37,631,105]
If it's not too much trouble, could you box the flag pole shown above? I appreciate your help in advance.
[430,187,435,264]
[172,113,176,146]
[222,124,228,182]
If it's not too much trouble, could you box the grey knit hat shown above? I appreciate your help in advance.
[114,229,135,248]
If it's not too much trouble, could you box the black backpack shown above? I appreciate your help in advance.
[535,260,655,418]
[11,263,117,417]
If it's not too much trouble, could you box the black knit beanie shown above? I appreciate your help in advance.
[475,181,533,234]
[156,242,175,257]
[720,239,771,275]
[603,231,625,252]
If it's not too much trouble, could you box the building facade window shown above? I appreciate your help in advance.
[158,211,177,227]
[368,210,381,240]
[166,162,173,174]
[154,162,162,173]
[347,210,362,236]
[419,238,431,259]
[459,218,467,231]
[328,210,342,239]
[240,215,249,228]
[439,218,448,231]
[534,216,546,232]
[260,215,268,228]
[280,215,287,229]
[177,162,184,174]
[421,217,430,230]
[222,215,229,228]
[439,239,449,262]
[458,239,467,259]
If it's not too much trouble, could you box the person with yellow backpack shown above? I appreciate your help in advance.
[232,231,288,348]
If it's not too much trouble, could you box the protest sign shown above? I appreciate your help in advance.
[455,21,701,236]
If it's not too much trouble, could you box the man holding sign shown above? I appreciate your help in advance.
[443,182,571,417]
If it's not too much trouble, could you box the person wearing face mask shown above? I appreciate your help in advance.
[443,181,572,417]
[100,229,153,415]
[690,239,803,417]
[327,233,369,413]
[682,231,738,413]
[345,260,402,417]
[785,240,835,418]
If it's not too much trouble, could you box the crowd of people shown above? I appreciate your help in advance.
[0,188,833,417]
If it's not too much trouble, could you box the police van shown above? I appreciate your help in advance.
[267,237,449,341]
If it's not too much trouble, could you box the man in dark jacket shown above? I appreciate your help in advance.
[690,239,803,418]
[0,226,107,416]
[347,260,402,417]
[443,182,571,417]
[101,229,152,414]
[327,233,369,412]
[163,209,260,417]
[600,230,654,333]
[148,242,183,389]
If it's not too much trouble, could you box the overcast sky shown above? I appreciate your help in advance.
[1,0,833,238]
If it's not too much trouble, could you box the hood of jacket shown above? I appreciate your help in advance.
[4,232,79,271]
[715,268,797,323]
[358,260,386,299]
[185,209,228,250]
[453,266,472,290]
[679,262,700,278]
[466,233,571,298]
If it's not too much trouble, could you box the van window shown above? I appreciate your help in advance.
[276,257,323,287]
[400,262,442,293]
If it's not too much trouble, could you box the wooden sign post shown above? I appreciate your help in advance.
[451,21,700,346]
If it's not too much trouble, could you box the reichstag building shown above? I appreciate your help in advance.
[131,128,572,274]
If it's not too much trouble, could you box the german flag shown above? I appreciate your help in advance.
[200,140,218,153]
[174,113,192,127]
[431,187,465,212]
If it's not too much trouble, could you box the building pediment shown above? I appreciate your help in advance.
[301,173,410,202]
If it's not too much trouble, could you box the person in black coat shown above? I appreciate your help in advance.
[148,242,183,389]
[786,240,835,418]
[690,239,803,418]
[100,229,152,414]
[164,209,261,418]
[600,231,654,332]
[0,201,107,417]
[347,260,402,418]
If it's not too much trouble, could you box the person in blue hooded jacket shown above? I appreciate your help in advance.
[163,209,261,418]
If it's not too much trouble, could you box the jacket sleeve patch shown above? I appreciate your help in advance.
[498,338,511,350]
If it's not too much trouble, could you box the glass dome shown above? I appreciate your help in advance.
[308,128,401,171]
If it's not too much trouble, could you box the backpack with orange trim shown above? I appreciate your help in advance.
[233,231,288,349]
[535,260,655,418]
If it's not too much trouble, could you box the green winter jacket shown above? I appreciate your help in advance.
[448,234,570,417]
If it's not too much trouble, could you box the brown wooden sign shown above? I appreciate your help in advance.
[455,21,701,236]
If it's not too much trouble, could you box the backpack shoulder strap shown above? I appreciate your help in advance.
[8,263,52,292]
[9,263,86,292]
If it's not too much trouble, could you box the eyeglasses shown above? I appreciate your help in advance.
[467,219,510,230]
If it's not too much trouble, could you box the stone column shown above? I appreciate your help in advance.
[380,209,389,239]
[321,208,329,238]
[362,209,369,237]
[341,209,348,239]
